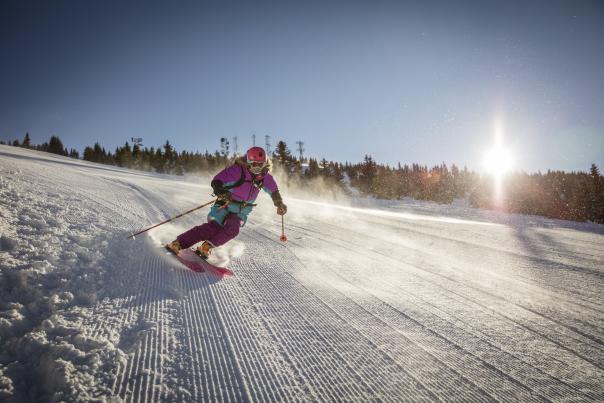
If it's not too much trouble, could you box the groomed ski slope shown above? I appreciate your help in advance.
[1,144,603,402]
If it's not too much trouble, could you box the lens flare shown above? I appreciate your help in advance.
[484,147,513,178]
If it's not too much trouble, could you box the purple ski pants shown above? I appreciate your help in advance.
[177,213,241,249]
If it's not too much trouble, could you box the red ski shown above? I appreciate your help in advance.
[172,248,234,277]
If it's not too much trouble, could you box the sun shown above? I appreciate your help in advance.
[484,146,513,177]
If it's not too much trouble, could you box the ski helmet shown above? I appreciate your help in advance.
[246,146,268,164]
[246,146,268,175]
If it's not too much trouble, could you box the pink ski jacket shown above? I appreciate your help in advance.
[207,159,282,225]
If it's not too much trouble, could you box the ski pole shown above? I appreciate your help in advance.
[127,199,216,239]
[280,214,287,242]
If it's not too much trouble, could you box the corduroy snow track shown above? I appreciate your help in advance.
[0,145,602,402]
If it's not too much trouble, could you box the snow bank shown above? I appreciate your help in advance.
[0,148,131,401]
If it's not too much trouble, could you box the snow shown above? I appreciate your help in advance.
[0,144,603,401]
[0,236,17,252]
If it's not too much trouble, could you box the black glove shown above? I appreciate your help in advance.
[215,190,231,202]
[211,180,231,201]
[276,202,287,215]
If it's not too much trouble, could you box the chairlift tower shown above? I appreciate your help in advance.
[265,135,271,155]
[296,141,305,162]
[252,134,256,147]
[233,136,239,156]
[220,137,230,157]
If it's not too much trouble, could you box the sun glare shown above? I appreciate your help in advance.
[484,147,513,177]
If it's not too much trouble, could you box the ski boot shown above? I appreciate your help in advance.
[194,241,214,260]
[165,239,182,255]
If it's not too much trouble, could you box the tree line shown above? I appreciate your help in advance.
[2,133,603,223]
[470,165,604,223]
[81,140,229,175]
[253,140,604,223]
[3,133,80,158]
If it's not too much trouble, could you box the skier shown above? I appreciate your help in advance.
[165,146,287,258]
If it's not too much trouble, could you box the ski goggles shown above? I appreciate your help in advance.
[247,161,266,174]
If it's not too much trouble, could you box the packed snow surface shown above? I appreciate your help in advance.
[1,145,603,402]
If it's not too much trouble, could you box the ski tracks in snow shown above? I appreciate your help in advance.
[1,146,603,402]
[261,216,603,401]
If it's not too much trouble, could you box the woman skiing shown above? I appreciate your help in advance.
[165,146,287,258]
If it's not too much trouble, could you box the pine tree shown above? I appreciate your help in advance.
[83,142,108,163]
[588,163,604,223]
[273,141,293,171]
[132,143,142,169]
[163,141,176,173]
[47,136,67,155]
[115,142,132,167]
[83,146,94,161]
[153,148,165,173]
[174,162,185,176]
[22,132,31,148]
[305,158,320,179]
[93,143,105,162]
[358,155,377,195]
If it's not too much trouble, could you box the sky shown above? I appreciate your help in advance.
[1,0,603,172]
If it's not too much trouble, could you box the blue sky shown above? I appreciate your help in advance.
[1,0,603,172]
